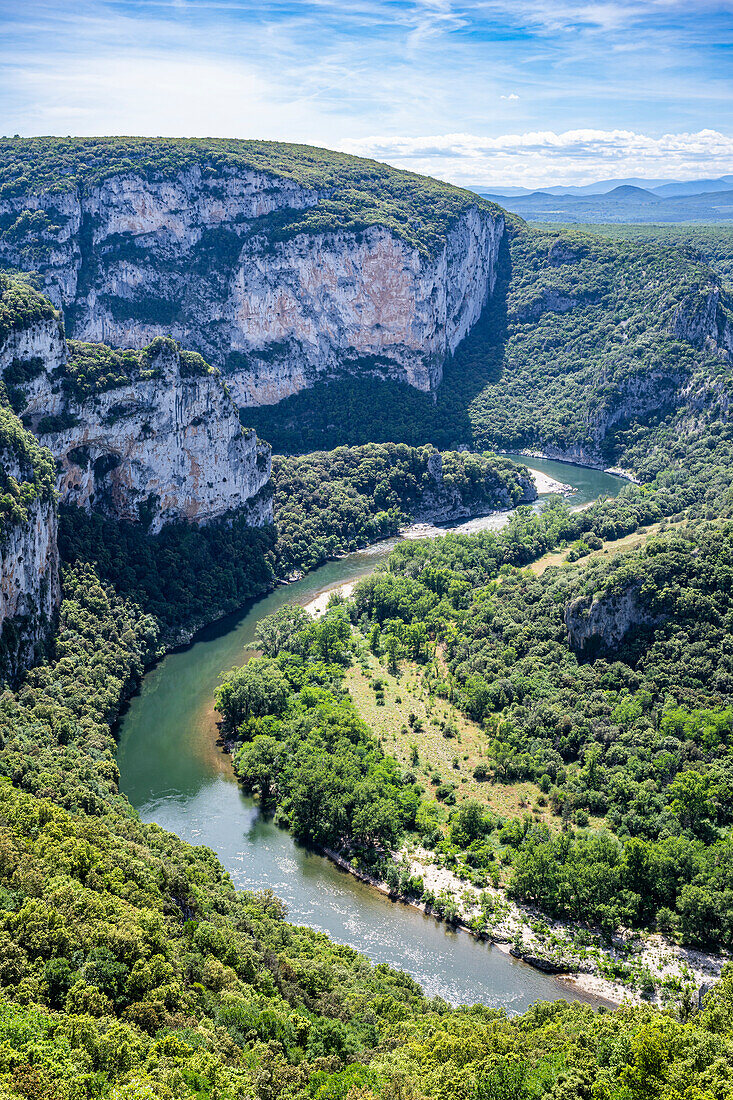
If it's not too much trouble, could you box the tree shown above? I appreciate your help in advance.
[234,735,280,801]
[215,658,290,734]
[385,632,401,674]
[450,800,487,846]
[255,605,312,656]
[668,770,715,834]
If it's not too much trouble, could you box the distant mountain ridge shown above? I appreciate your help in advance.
[475,174,733,199]
[471,174,733,223]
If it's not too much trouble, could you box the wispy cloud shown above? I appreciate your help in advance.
[341,128,733,186]
[0,0,731,186]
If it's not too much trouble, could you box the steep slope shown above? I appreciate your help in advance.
[0,274,272,533]
[0,137,509,405]
[252,228,733,466]
[0,404,59,682]
[0,275,60,680]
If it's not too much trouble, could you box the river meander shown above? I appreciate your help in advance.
[117,457,624,1011]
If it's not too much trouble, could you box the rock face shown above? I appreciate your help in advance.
[0,493,59,681]
[410,450,537,523]
[0,411,60,683]
[0,267,273,679]
[1,325,272,533]
[0,164,505,407]
[671,287,733,356]
[565,584,662,654]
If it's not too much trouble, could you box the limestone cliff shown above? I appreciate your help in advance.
[565,584,662,655]
[1,326,272,534]
[409,450,536,523]
[0,404,59,682]
[0,139,507,407]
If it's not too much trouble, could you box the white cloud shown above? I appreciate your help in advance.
[338,128,733,186]
[500,93,521,100]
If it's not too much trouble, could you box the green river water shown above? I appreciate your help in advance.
[118,457,624,1010]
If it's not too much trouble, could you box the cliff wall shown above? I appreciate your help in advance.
[0,144,506,407]
[0,321,272,534]
[0,404,59,682]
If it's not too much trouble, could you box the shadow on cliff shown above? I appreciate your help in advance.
[246,235,513,455]
[433,230,512,444]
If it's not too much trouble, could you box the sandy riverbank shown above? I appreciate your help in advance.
[530,469,573,494]
[302,580,358,616]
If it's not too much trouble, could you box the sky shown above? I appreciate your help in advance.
[1,0,732,188]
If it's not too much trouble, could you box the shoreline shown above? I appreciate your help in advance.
[319,845,623,1007]
[317,835,727,1011]
[510,448,640,485]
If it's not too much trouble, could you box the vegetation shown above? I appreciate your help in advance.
[271,443,532,573]
[346,521,733,944]
[0,270,58,343]
[62,336,215,400]
[0,136,510,257]
[250,227,731,463]
[2,157,733,1092]
[217,612,421,851]
[58,506,275,641]
[540,223,733,290]
[0,400,56,541]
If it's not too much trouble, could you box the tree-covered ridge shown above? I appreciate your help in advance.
[0,765,436,1097]
[272,444,533,573]
[542,223,733,291]
[0,136,510,257]
[58,507,275,641]
[0,401,56,542]
[63,336,215,399]
[462,230,731,455]
[0,270,58,343]
[250,227,733,461]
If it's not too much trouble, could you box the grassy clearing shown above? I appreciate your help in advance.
[346,651,553,823]
[528,519,683,576]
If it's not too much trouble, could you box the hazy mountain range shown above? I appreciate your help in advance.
[473,175,733,223]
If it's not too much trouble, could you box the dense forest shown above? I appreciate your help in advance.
[343,522,733,944]
[4,528,732,1096]
[56,443,531,638]
[546,223,733,290]
[271,444,533,573]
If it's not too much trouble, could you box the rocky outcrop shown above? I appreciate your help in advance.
[565,583,662,654]
[671,286,733,356]
[0,411,60,682]
[0,162,505,407]
[409,450,536,523]
[1,329,272,534]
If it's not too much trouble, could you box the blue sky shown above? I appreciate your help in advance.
[1,0,732,187]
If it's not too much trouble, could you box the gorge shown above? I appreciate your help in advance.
[0,136,733,1099]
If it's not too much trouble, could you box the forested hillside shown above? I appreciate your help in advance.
[272,444,534,573]
[251,226,732,466]
[347,523,733,942]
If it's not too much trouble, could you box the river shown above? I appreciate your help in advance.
[117,457,624,1011]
